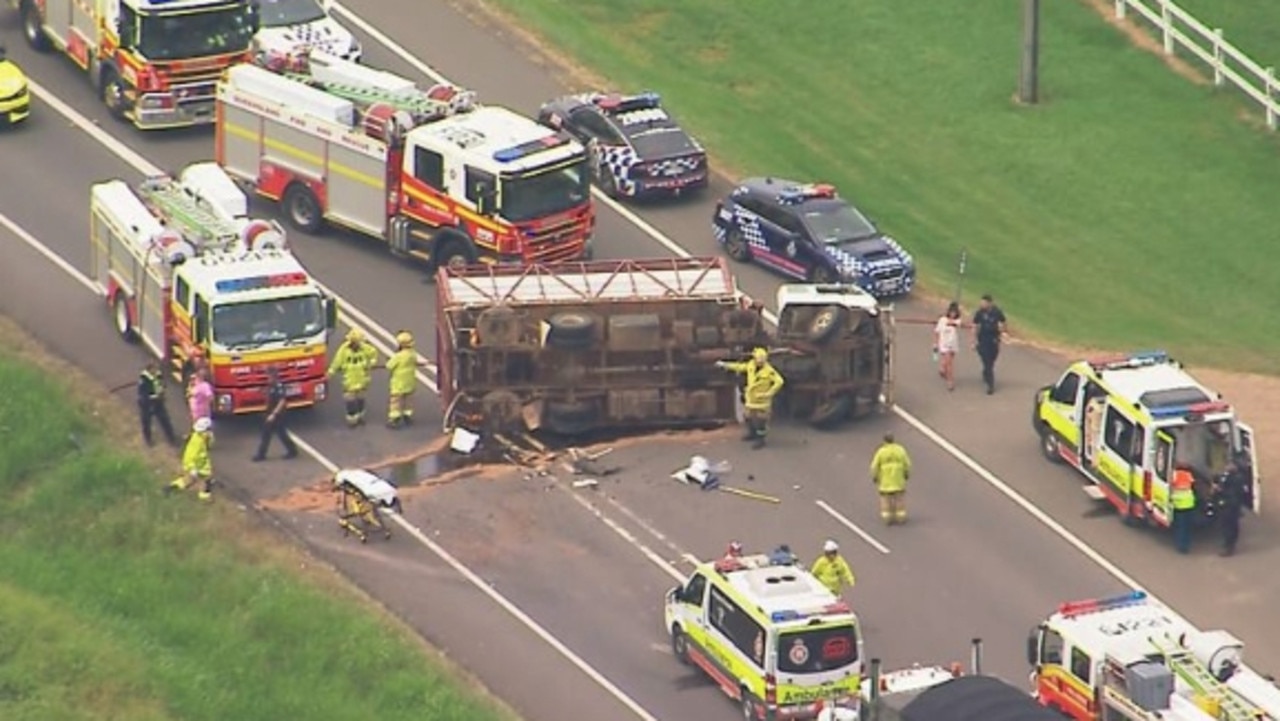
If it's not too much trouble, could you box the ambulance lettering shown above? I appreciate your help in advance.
[1097,614,1174,637]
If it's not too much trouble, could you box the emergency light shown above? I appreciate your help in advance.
[1148,400,1231,420]
[778,183,837,205]
[595,91,662,113]
[771,601,852,623]
[215,272,310,293]
[493,135,571,163]
[1087,349,1170,371]
[1057,590,1146,617]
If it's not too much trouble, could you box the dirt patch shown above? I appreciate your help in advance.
[1082,0,1208,85]
[259,481,337,513]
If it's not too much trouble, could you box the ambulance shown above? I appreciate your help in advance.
[1032,350,1261,530]
[664,547,865,720]
[1029,591,1280,721]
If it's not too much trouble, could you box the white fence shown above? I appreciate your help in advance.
[1114,0,1280,129]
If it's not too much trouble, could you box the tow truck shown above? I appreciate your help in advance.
[215,50,595,270]
[15,0,258,129]
[89,162,337,414]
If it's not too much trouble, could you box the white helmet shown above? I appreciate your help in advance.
[823,539,839,553]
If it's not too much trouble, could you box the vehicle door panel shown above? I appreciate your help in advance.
[754,206,806,278]
[1042,371,1083,449]
[1237,422,1260,513]
[1150,430,1175,524]
[1094,400,1141,507]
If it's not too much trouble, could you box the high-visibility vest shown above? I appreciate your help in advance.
[1171,469,1196,510]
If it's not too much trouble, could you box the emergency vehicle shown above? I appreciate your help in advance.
[215,51,595,270]
[89,161,337,414]
[1029,591,1280,721]
[664,548,865,720]
[0,44,31,126]
[1032,350,1261,529]
[14,0,258,129]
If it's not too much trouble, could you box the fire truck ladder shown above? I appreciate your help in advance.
[137,178,241,251]
[1149,636,1265,721]
[290,75,459,119]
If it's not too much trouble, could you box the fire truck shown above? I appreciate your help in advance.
[89,161,337,415]
[215,50,595,270]
[1029,591,1280,721]
[435,257,894,436]
[14,0,259,129]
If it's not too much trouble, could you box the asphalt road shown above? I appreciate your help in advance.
[2,1,1279,719]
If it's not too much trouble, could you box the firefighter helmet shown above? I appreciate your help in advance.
[396,331,414,348]
[752,347,769,363]
[347,328,365,344]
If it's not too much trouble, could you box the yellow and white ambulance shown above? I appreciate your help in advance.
[1032,351,1260,531]
[664,548,864,720]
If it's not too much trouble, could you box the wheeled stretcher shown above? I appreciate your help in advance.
[334,469,403,542]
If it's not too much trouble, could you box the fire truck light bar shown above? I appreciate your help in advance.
[215,272,309,293]
[1149,401,1231,419]
[1087,349,1169,371]
[771,601,852,623]
[1057,590,1146,617]
[493,135,571,163]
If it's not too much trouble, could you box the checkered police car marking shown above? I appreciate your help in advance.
[596,144,641,196]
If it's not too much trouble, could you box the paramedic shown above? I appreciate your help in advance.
[1217,455,1249,557]
[870,433,912,525]
[168,417,215,501]
[971,294,1008,395]
[138,361,178,447]
[386,331,427,429]
[811,540,856,597]
[715,347,785,449]
[252,366,299,461]
[1171,463,1197,554]
[328,328,379,427]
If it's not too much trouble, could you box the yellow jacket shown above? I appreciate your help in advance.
[871,442,911,493]
[182,431,213,477]
[328,340,379,392]
[385,349,417,396]
[723,360,785,410]
[811,554,855,595]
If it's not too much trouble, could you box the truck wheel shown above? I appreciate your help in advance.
[22,1,51,51]
[435,234,478,272]
[283,183,323,233]
[810,394,853,429]
[723,227,752,262]
[100,68,128,121]
[476,306,520,347]
[807,304,849,345]
[671,627,691,666]
[113,294,138,343]
[545,399,598,436]
[1039,425,1065,464]
[545,311,596,350]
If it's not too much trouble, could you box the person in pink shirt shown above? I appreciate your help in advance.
[187,367,214,428]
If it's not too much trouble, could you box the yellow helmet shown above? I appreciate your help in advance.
[396,331,414,348]
[346,328,365,343]
[752,347,769,363]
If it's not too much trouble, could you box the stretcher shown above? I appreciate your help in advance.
[334,469,403,543]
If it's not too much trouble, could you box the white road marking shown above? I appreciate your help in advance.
[564,490,686,582]
[815,500,892,555]
[601,493,699,563]
[0,210,99,294]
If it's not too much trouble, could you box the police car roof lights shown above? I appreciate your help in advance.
[1057,590,1147,618]
[1148,400,1232,420]
[777,183,838,205]
[594,91,662,113]
[493,134,571,163]
[1087,349,1170,371]
[770,600,853,623]
[215,271,310,293]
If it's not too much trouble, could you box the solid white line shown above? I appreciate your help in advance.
[27,79,158,176]
[564,490,686,582]
[0,211,99,294]
[601,494,697,561]
[815,500,892,555]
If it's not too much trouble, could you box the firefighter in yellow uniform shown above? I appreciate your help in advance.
[168,417,215,501]
[810,539,856,597]
[386,330,425,429]
[716,347,785,449]
[328,328,379,427]
[870,433,911,525]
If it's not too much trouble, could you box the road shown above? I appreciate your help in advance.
[1,2,1278,719]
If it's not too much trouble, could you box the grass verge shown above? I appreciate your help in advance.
[1170,0,1280,66]
[476,0,1280,373]
[0,317,516,721]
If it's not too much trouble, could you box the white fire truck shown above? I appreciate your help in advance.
[215,51,595,270]
[89,162,337,415]
[1030,591,1280,721]
[14,0,259,129]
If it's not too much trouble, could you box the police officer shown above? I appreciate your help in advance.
[328,328,379,427]
[137,360,178,447]
[971,294,1008,395]
[716,347,785,449]
[870,433,912,525]
[252,366,299,461]
[1217,454,1250,557]
[1170,462,1197,554]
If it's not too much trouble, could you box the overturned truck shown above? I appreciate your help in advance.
[435,256,894,436]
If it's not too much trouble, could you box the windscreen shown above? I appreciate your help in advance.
[137,4,256,61]
[777,624,859,674]
[628,127,699,158]
[211,296,325,350]
[802,201,879,244]
[256,0,327,27]
[500,158,591,222]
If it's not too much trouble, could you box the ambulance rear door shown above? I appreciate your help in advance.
[1237,422,1260,514]
[1149,428,1176,526]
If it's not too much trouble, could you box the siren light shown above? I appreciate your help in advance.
[493,134,571,163]
[1087,349,1170,371]
[215,272,309,293]
[1057,590,1147,617]
[770,601,851,623]
[1148,401,1231,420]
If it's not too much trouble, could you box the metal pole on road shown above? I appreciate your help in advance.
[1019,0,1042,105]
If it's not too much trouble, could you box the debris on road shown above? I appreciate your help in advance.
[671,456,775,502]
[563,447,620,477]
[572,479,600,490]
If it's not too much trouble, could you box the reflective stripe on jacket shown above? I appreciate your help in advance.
[871,443,911,493]
[723,360,785,410]
[1171,469,1196,510]
[182,431,213,477]
[811,555,855,595]
[386,349,417,396]
[329,341,379,392]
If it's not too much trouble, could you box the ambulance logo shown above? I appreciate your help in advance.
[788,639,810,666]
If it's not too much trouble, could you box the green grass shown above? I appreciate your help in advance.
[483,0,1280,373]
[0,349,513,721]
[1171,0,1280,66]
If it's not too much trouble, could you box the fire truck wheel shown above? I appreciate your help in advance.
[807,305,849,345]
[100,68,128,120]
[810,394,854,430]
[283,184,323,233]
[435,235,478,272]
[546,312,597,350]
[545,399,598,436]
[723,227,752,263]
[21,1,50,51]
[1039,425,1065,464]
[113,295,138,344]
[671,627,692,666]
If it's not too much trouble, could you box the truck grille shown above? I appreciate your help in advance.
[523,217,589,262]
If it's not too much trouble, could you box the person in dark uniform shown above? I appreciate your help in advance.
[137,360,178,447]
[971,294,1008,395]
[1216,453,1250,556]
[252,367,298,462]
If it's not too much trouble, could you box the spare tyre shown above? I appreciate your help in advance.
[807,305,849,345]
[477,306,520,347]
[810,394,854,430]
[546,311,597,350]
[544,399,600,436]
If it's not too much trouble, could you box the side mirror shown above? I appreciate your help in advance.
[324,297,338,330]
[195,315,209,344]
[1026,630,1040,666]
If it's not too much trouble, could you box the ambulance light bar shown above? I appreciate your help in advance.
[1058,590,1147,617]
[216,272,310,293]
[1149,401,1231,420]
[493,135,571,163]
[771,601,851,623]
[1087,350,1169,371]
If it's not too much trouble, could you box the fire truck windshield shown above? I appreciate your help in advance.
[500,157,590,222]
[136,4,257,61]
[210,295,325,350]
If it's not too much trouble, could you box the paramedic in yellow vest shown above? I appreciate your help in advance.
[386,330,428,429]
[811,539,855,597]
[168,417,215,501]
[716,347,785,449]
[328,328,379,427]
[1171,463,1197,554]
[870,433,912,525]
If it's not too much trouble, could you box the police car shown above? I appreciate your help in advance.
[537,91,708,199]
[252,0,361,64]
[0,45,31,126]
[713,179,915,297]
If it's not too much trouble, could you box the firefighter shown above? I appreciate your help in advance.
[328,328,379,427]
[810,540,855,597]
[715,347,785,449]
[168,417,215,501]
[386,330,427,429]
[137,360,178,447]
[870,433,912,525]
[1170,462,1197,554]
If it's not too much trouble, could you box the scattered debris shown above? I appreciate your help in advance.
[671,455,778,503]
[450,427,480,454]
[572,479,600,490]
[564,447,620,477]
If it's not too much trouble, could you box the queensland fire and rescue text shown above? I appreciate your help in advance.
[14,0,259,129]
[88,163,337,415]
[214,49,595,271]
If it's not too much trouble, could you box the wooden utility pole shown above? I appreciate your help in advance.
[1018,0,1042,104]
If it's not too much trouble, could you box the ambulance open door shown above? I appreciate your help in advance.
[1151,430,1176,526]
[1237,422,1260,514]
